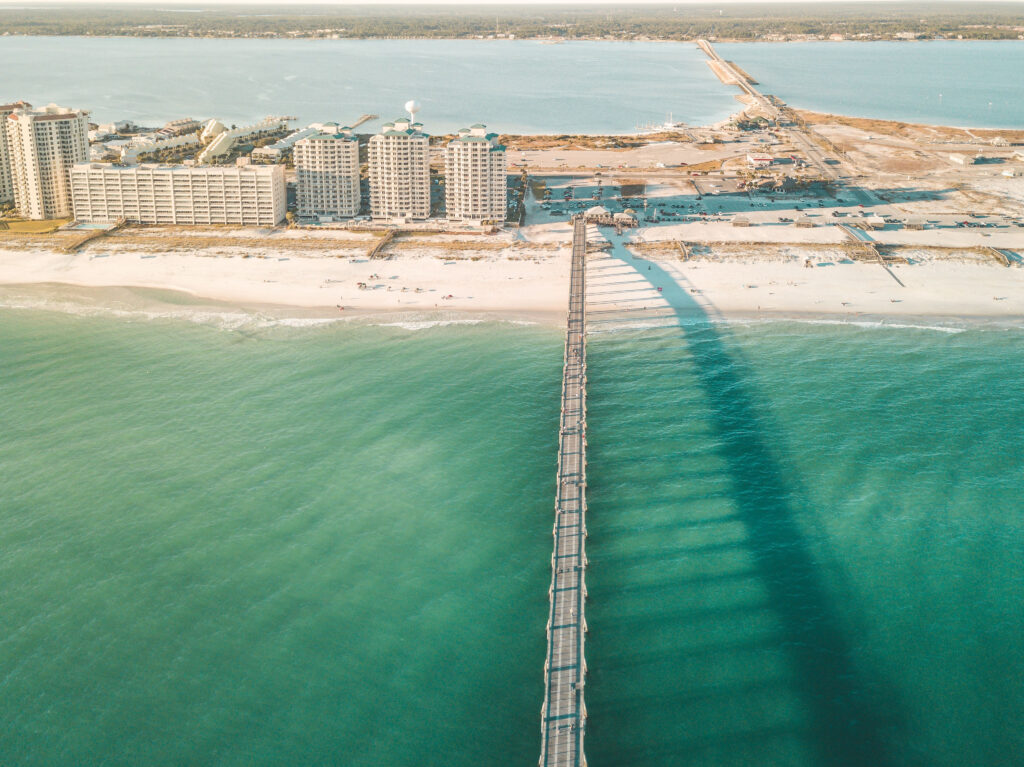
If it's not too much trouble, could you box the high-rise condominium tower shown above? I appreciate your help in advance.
[5,103,89,219]
[0,101,31,205]
[445,124,506,226]
[294,125,361,220]
[368,118,430,221]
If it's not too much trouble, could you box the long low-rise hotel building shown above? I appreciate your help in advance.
[71,162,286,226]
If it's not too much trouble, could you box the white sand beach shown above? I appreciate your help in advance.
[2,228,1023,327]
[0,245,570,321]
[588,241,1024,324]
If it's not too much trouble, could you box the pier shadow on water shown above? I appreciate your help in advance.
[583,232,907,767]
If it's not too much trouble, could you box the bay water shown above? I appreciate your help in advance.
[717,40,1024,130]
[2,298,1022,765]
[0,37,1021,132]
[0,37,735,133]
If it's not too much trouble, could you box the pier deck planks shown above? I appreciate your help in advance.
[540,217,589,767]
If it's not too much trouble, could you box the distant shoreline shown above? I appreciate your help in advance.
[4,33,1024,44]
[4,2,1022,46]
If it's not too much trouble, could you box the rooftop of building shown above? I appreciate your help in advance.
[9,103,89,121]
[451,134,503,144]
[450,131,503,151]
[300,128,358,142]
[450,124,503,149]
[377,118,427,137]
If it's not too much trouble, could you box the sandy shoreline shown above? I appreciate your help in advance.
[2,240,1023,330]
[589,239,1024,326]
[0,246,570,323]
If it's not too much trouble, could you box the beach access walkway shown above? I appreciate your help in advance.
[540,217,589,767]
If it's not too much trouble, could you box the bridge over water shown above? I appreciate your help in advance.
[540,217,589,767]
[697,38,841,181]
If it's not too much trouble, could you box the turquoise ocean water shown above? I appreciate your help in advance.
[0,38,1021,131]
[2,297,1023,765]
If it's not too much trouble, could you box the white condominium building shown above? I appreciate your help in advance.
[445,124,506,226]
[0,101,31,204]
[368,118,430,221]
[70,163,286,226]
[5,103,89,219]
[294,126,361,219]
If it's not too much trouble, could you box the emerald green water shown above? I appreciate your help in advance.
[2,304,1022,765]
[586,321,1024,766]
[0,311,558,765]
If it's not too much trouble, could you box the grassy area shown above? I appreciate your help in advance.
[798,110,1024,144]
[503,132,691,152]
[104,234,376,252]
[683,159,725,173]
[0,218,71,234]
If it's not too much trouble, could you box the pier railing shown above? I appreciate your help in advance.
[540,216,588,767]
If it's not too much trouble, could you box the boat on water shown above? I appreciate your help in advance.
[635,113,689,134]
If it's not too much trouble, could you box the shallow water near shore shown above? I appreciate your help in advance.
[1,308,1023,765]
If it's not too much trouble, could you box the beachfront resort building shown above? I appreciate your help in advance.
[196,116,294,165]
[0,101,32,204]
[294,126,361,220]
[368,118,430,221]
[70,162,286,226]
[158,118,202,138]
[4,103,90,219]
[252,124,331,163]
[444,124,506,226]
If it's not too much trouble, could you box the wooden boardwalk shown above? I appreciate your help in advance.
[540,217,589,767]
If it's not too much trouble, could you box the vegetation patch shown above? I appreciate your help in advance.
[0,218,71,234]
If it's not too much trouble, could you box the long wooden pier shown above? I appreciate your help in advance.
[540,217,589,767]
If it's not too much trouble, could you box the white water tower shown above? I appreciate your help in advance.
[405,99,421,123]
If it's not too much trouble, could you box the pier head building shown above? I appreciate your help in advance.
[444,124,506,227]
[368,118,430,222]
[5,103,89,219]
[294,125,361,221]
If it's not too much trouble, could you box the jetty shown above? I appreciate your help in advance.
[540,216,589,767]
